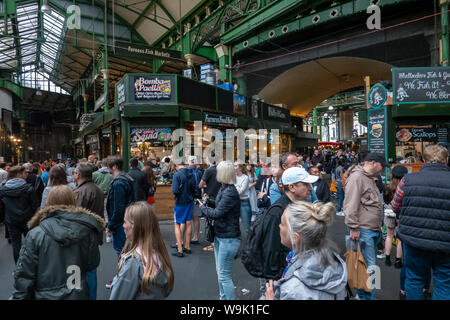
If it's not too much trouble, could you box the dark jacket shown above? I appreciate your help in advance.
[311,154,324,167]
[0,179,40,226]
[106,172,135,231]
[261,193,292,280]
[171,168,196,206]
[128,168,149,202]
[313,178,331,203]
[11,205,105,300]
[397,163,450,253]
[74,180,105,244]
[200,184,241,239]
[26,173,45,204]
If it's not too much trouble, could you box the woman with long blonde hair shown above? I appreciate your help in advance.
[110,202,174,300]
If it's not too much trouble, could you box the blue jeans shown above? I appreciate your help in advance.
[214,237,240,300]
[86,269,97,300]
[337,186,345,212]
[352,228,381,300]
[400,242,431,292]
[112,225,127,257]
[403,243,450,300]
[240,200,251,231]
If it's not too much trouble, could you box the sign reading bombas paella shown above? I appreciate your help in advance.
[130,75,176,104]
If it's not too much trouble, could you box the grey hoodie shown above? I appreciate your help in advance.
[273,249,347,300]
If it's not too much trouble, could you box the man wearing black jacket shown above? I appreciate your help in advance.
[0,166,39,263]
[128,158,149,202]
[23,163,44,205]
[258,166,318,297]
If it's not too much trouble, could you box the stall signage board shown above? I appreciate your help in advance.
[368,84,387,108]
[114,41,182,62]
[130,128,172,147]
[263,105,290,123]
[396,127,449,143]
[129,75,176,104]
[367,107,387,157]
[393,67,450,104]
[204,112,238,127]
[115,79,126,107]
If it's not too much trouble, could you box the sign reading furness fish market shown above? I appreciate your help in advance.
[393,67,450,104]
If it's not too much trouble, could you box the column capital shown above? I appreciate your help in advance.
[82,94,89,102]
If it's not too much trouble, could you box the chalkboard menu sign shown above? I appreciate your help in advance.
[438,128,449,143]
[368,108,386,156]
[129,75,176,104]
[393,67,450,104]
[116,79,126,107]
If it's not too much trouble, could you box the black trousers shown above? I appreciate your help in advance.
[6,222,28,263]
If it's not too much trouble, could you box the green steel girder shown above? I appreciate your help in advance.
[155,0,178,29]
[61,0,148,44]
[221,0,304,44]
[233,0,409,52]
[111,0,172,32]
[152,0,217,47]
[131,0,157,29]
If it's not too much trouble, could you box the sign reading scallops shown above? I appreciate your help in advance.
[393,67,450,104]
[129,75,176,104]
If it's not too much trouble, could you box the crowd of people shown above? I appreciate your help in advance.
[0,143,449,300]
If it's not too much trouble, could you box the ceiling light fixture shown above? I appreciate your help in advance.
[36,87,43,96]
[41,0,52,14]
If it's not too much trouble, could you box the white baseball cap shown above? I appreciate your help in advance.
[282,167,319,185]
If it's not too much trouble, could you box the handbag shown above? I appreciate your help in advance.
[205,218,215,243]
[344,240,372,293]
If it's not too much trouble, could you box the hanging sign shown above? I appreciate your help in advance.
[204,112,238,127]
[368,83,387,109]
[114,41,182,62]
[115,79,126,107]
[393,67,450,104]
[263,104,290,122]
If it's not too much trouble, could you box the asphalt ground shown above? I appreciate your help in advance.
[0,193,405,300]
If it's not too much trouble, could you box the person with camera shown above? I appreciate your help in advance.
[197,161,241,300]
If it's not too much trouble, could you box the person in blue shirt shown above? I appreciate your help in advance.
[270,153,318,204]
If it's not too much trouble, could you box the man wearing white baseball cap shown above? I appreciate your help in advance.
[257,166,319,297]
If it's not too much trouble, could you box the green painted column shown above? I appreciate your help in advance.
[111,123,116,155]
[82,94,88,113]
[312,107,317,134]
[235,76,247,95]
[121,117,130,172]
[442,2,449,65]
[102,1,109,112]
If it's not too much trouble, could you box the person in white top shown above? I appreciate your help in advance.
[0,162,8,184]
[234,163,251,231]
[246,164,258,217]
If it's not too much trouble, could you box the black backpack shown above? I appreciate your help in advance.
[240,202,283,278]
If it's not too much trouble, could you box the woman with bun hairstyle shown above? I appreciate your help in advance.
[265,201,347,300]
[110,202,174,300]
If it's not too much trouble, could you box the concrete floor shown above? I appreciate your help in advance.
[0,197,404,300]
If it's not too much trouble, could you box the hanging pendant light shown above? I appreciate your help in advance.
[41,0,52,14]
